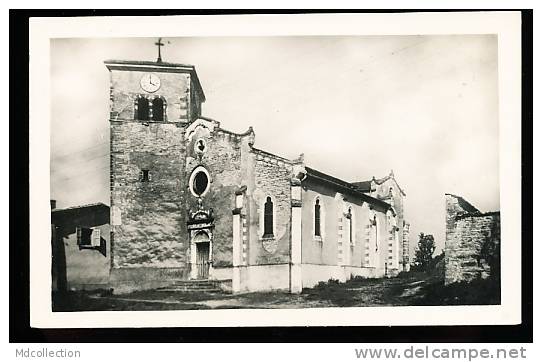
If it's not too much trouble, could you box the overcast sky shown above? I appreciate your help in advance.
[50,35,499,253]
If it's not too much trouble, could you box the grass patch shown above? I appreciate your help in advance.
[52,290,215,311]
[304,278,356,307]
[415,277,500,306]
[52,272,500,311]
[302,276,419,307]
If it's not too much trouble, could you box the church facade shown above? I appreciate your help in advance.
[105,58,410,294]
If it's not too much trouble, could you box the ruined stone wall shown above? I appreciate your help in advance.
[445,194,500,284]
[247,152,292,265]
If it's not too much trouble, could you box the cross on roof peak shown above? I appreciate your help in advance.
[155,38,165,63]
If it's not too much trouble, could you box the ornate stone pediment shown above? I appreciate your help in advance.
[187,198,214,227]
[185,118,219,141]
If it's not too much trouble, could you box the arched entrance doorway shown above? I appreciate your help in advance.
[187,203,214,280]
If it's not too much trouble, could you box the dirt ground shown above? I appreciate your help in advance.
[53,272,454,311]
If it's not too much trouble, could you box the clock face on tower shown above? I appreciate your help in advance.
[140,73,161,93]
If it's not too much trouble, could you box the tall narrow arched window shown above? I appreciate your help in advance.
[314,199,321,237]
[137,97,149,120]
[152,97,164,122]
[263,196,274,237]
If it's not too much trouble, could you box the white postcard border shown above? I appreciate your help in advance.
[29,11,522,328]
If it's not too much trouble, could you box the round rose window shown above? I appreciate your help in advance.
[190,166,210,197]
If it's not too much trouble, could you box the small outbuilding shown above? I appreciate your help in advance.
[51,201,110,291]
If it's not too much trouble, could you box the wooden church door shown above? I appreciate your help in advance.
[196,242,210,279]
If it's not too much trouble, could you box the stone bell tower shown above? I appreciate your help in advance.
[105,50,206,292]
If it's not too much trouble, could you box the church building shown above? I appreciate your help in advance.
[105,52,410,294]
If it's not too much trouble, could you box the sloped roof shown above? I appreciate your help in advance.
[251,146,295,164]
[353,173,406,196]
[51,202,110,226]
[52,202,109,214]
[351,180,372,192]
[304,167,391,210]
[445,193,481,214]
[456,210,500,220]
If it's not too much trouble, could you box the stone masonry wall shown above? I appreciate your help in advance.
[108,65,202,284]
[248,152,292,265]
[110,121,187,269]
[185,126,245,268]
[445,194,500,284]
[109,70,192,122]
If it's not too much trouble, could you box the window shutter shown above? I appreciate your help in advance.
[91,228,101,247]
[77,227,92,247]
[148,171,152,182]
[76,227,82,245]
[139,170,144,182]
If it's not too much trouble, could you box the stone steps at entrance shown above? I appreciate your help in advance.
[156,279,225,293]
